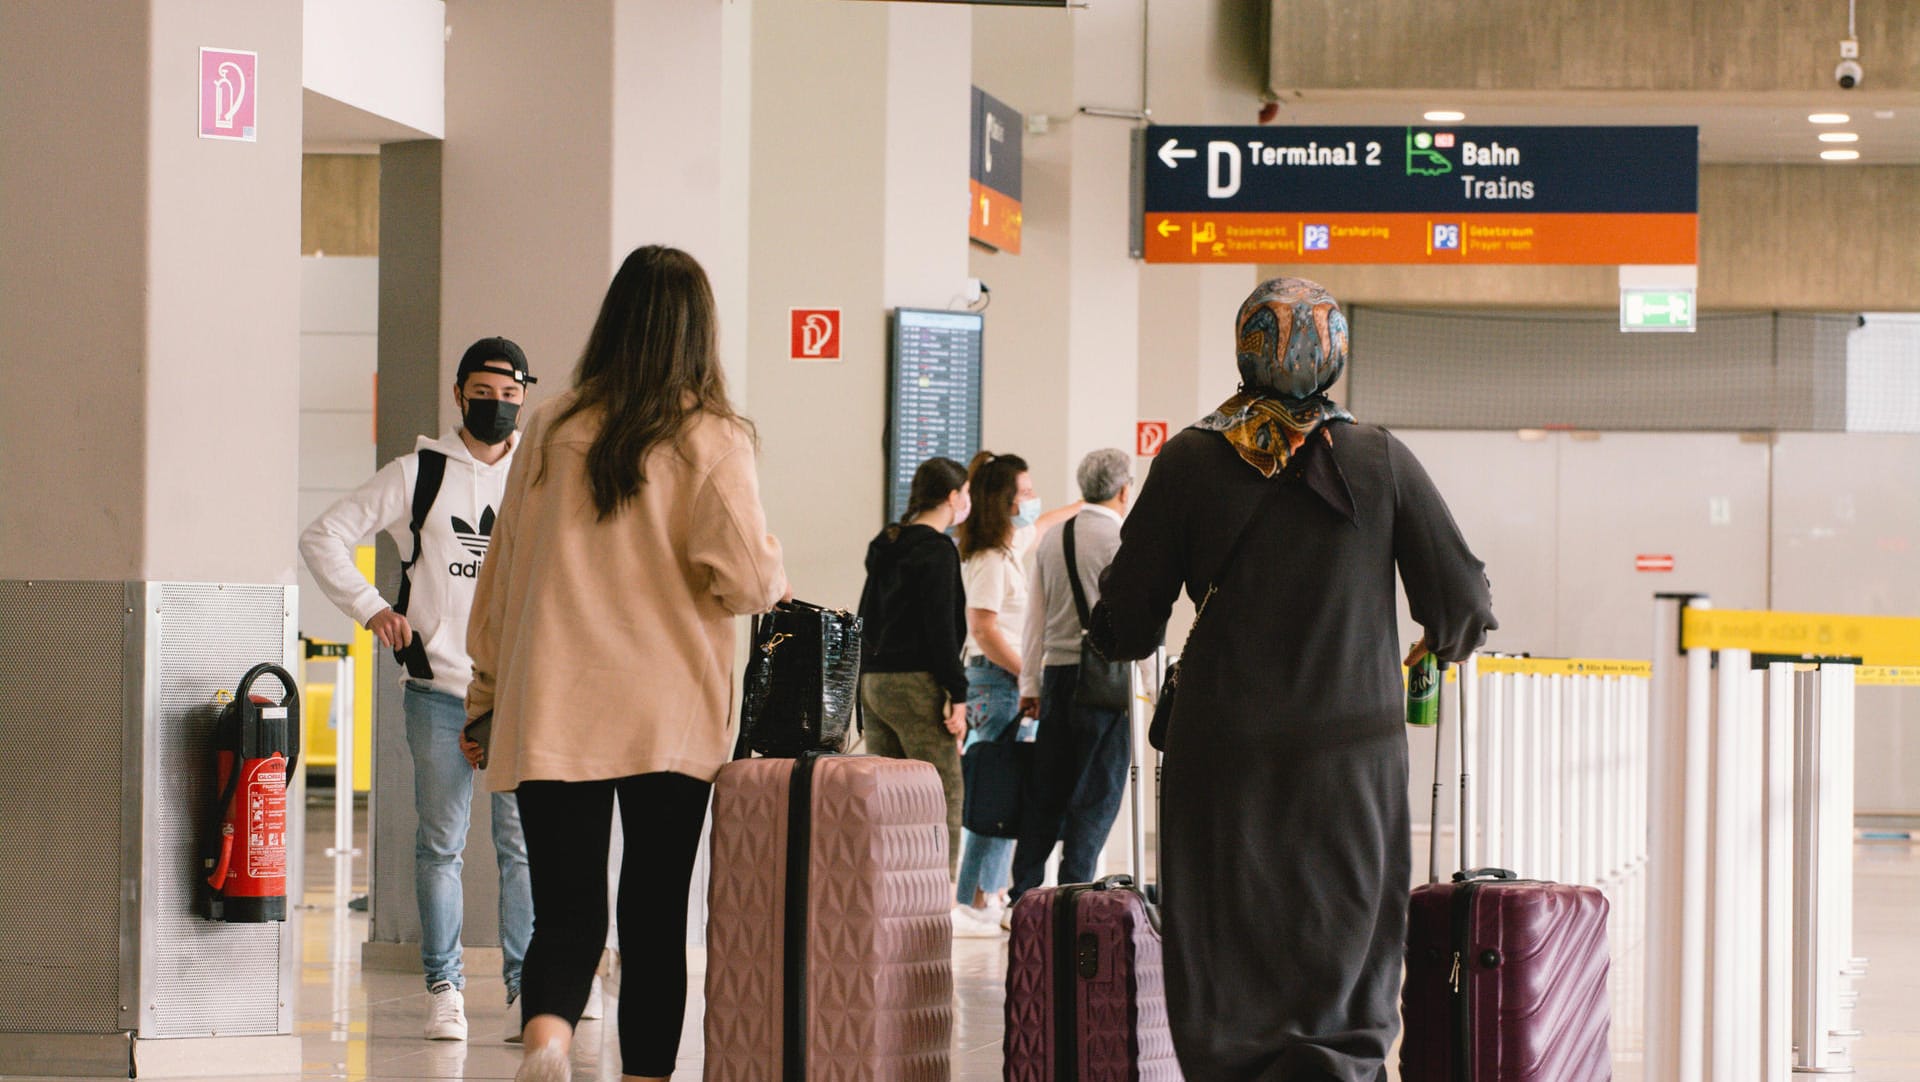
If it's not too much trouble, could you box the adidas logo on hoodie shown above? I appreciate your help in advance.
[449,507,495,576]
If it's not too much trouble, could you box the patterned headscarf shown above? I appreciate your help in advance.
[1197,277,1356,478]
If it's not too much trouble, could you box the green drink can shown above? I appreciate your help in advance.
[1406,653,1439,728]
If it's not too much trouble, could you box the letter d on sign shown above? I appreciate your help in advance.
[1207,141,1242,199]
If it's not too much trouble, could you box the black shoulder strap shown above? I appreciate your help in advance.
[1195,475,1286,622]
[1062,516,1095,632]
[394,450,447,617]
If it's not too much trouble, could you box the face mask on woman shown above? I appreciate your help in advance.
[950,491,971,528]
[1012,497,1042,529]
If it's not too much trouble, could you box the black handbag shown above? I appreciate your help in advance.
[1148,477,1287,751]
[738,600,862,758]
[1063,517,1132,713]
[961,720,1027,838]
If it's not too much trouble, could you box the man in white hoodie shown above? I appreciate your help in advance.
[300,337,540,1043]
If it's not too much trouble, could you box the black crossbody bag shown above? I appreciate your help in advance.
[1063,517,1132,713]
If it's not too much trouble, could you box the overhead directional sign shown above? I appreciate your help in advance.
[1141,124,1698,265]
[970,87,1024,254]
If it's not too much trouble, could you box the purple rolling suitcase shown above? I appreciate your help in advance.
[1002,652,1183,1082]
[1401,661,1612,1082]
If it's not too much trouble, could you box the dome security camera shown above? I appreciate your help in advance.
[1835,59,1864,89]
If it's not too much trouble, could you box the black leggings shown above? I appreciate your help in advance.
[515,772,712,1077]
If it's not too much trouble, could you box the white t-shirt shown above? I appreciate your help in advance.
[961,545,1028,665]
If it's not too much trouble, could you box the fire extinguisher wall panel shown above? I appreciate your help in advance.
[0,580,141,1040]
[140,582,298,1039]
[0,579,300,1075]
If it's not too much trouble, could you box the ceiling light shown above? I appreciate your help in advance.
[1820,149,1861,161]
[1423,110,1466,123]
[1808,112,1851,124]
[1818,132,1860,143]
[1874,110,1895,120]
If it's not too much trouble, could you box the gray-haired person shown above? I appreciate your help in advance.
[1007,448,1136,904]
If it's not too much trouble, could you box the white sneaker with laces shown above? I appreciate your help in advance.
[514,1040,571,1082]
[951,904,1002,939]
[425,981,468,1041]
[580,975,603,1021]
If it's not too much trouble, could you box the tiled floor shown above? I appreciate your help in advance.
[10,822,1919,1080]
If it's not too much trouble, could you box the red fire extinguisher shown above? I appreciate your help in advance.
[201,663,300,922]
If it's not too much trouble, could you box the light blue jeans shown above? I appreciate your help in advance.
[403,682,533,994]
[955,659,1027,905]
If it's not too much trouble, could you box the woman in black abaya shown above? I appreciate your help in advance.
[1091,278,1496,1081]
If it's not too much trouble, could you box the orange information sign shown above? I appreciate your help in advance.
[970,88,1023,254]
[971,179,1023,254]
[1141,212,1698,265]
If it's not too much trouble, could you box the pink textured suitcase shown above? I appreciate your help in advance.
[704,753,953,1082]
[1401,662,1611,1081]
[1003,876,1182,1082]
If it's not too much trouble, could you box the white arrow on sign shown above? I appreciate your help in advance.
[1158,138,1197,169]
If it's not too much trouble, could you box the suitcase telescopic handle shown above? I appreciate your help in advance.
[1426,656,1477,885]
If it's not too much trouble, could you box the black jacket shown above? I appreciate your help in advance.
[1094,423,1496,752]
[857,523,968,704]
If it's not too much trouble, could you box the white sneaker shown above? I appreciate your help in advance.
[503,989,523,1043]
[1000,906,1015,932]
[425,981,468,1041]
[515,1040,571,1082]
[951,905,1002,939]
[580,975,603,1021]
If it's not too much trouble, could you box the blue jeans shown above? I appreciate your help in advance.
[403,682,533,993]
[1009,665,1132,903]
[955,659,1023,905]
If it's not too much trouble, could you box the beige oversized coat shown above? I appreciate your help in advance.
[467,391,786,790]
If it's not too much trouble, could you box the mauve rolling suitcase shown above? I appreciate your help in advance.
[1003,653,1182,1082]
[705,752,953,1081]
[1401,661,1612,1082]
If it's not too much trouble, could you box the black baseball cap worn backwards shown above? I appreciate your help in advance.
[457,336,537,386]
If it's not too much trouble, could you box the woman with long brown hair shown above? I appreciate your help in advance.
[466,246,787,1082]
[949,450,1038,936]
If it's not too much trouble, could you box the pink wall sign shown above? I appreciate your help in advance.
[199,48,257,141]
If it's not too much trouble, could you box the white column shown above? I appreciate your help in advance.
[1763,663,1795,1082]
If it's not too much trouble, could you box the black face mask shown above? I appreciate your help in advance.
[462,398,519,445]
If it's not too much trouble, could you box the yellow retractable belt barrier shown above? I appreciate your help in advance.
[1856,666,1920,687]
[1680,608,1920,668]
[1477,657,1653,679]
[1401,656,1653,683]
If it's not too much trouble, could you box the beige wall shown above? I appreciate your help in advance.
[1269,0,1919,93]
[1,1,302,585]
[883,5,973,311]
[969,9,1076,507]
[745,0,893,610]
[438,0,743,423]
[145,1,304,585]
[440,2,617,421]
[0,5,150,579]
[1260,165,1920,311]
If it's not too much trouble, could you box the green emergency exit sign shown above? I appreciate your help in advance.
[1621,288,1695,332]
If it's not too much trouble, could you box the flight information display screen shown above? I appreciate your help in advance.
[887,308,984,524]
